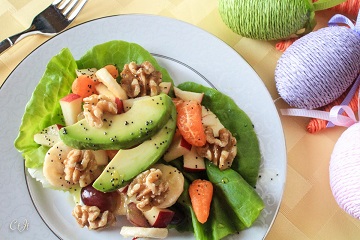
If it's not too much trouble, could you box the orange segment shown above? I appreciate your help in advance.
[172,97,184,109]
[176,100,206,147]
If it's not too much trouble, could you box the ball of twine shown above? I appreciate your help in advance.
[218,0,312,40]
[330,123,360,219]
[275,27,360,109]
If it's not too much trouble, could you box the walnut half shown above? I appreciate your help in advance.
[195,127,237,170]
[64,149,99,187]
[83,94,117,128]
[120,61,162,98]
[127,168,169,211]
[72,205,116,230]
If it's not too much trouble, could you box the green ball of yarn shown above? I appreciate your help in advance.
[218,0,339,40]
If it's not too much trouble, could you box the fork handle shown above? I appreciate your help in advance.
[0,28,44,54]
[0,31,25,54]
[0,34,22,54]
[0,34,20,54]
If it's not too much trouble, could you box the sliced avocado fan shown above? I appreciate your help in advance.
[59,94,173,150]
[93,101,177,192]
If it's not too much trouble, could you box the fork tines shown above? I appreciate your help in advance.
[53,0,88,21]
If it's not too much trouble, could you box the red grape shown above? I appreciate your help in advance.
[81,185,119,212]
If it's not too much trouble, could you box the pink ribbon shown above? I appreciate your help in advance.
[328,10,360,36]
[328,105,357,127]
[281,75,360,128]
[280,105,358,128]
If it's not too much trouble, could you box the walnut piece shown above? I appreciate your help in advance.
[64,149,99,187]
[72,205,116,230]
[127,168,169,211]
[120,61,162,98]
[83,94,117,128]
[195,127,237,170]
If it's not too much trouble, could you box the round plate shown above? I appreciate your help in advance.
[0,14,286,240]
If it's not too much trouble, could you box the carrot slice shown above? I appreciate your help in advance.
[189,179,213,224]
[72,75,98,98]
[177,100,206,147]
[104,64,119,78]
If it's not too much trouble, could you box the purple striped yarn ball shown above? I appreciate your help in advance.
[275,26,360,109]
[330,123,360,219]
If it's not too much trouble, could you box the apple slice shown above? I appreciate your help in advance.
[201,106,224,137]
[183,146,205,172]
[159,82,172,95]
[174,87,204,103]
[126,202,150,227]
[95,83,116,101]
[75,68,98,81]
[92,150,108,166]
[95,68,128,100]
[122,96,150,112]
[143,207,174,228]
[115,98,124,114]
[120,226,168,239]
[163,131,191,162]
[59,93,83,126]
[33,124,63,147]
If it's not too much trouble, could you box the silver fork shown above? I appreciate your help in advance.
[0,0,88,54]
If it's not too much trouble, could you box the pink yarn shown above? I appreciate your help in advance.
[330,122,360,219]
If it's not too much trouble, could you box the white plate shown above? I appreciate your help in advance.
[0,15,286,240]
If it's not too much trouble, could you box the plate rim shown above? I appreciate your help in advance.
[2,13,287,240]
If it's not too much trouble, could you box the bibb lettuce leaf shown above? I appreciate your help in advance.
[14,48,77,168]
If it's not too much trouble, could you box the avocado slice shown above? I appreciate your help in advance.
[92,103,177,192]
[59,94,173,150]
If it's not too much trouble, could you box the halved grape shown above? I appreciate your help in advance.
[81,184,118,212]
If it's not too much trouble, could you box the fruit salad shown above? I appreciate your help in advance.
[15,40,264,239]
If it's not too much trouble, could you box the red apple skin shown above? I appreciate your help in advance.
[183,147,206,172]
[183,166,206,172]
[163,132,191,162]
[115,97,124,114]
[183,159,206,172]
[126,202,150,227]
[152,210,175,228]
[144,207,175,228]
[56,124,64,129]
[180,137,192,150]
[61,93,82,102]
[60,93,83,126]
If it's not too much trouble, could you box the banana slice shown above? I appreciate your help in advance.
[153,164,184,209]
[43,141,77,189]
